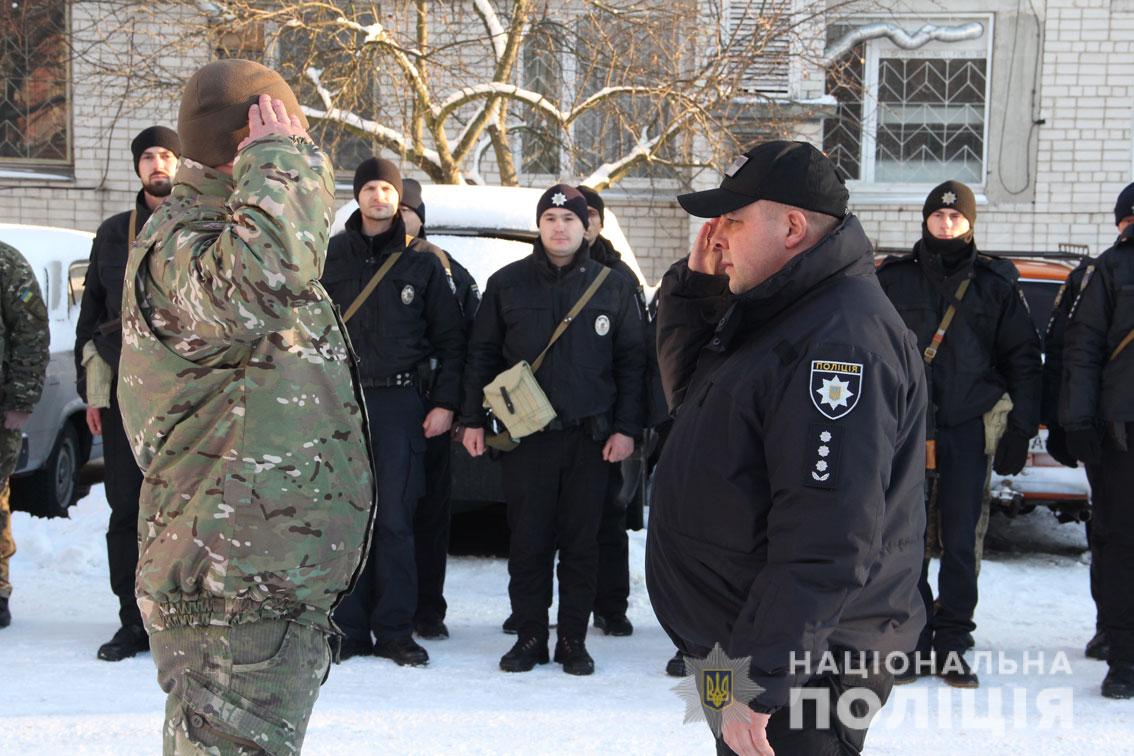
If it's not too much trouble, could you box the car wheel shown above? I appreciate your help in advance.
[11,424,81,518]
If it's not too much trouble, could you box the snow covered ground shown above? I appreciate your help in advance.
[2,487,1131,754]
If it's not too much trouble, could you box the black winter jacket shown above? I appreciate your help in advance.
[75,191,153,398]
[321,211,466,410]
[1060,225,1134,429]
[460,240,645,436]
[1041,258,1092,426]
[877,242,1042,436]
[646,215,927,711]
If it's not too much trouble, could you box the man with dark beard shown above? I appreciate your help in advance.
[75,125,180,662]
[877,180,1041,688]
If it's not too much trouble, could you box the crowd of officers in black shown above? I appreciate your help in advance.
[73,125,1133,700]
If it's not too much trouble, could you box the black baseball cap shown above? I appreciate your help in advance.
[677,140,849,219]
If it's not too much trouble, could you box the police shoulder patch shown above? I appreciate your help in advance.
[810,360,863,420]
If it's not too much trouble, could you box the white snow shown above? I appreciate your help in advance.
[1,489,1131,754]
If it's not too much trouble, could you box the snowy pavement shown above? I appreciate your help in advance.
[1,488,1131,754]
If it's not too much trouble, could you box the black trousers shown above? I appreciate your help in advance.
[414,431,452,625]
[1085,519,1102,629]
[917,417,988,653]
[715,664,894,756]
[333,386,426,644]
[1085,426,1134,665]
[501,426,609,641]
[594,462,630,618]
[102,386,144,629]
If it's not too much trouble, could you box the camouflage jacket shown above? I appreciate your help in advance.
[0,242,49,413]
[118,135,376,634]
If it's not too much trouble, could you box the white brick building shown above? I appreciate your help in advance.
[0,1,1131,284]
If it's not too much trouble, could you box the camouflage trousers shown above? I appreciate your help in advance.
[0,427,23,599]
[150,620,331,755]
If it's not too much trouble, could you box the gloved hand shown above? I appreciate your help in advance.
[993,430,1031,476]
[1066,426,1104,466]
[1044,426,1078,468]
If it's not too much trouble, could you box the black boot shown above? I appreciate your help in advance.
[1102,662,1134,699]
[337,637,375,662]
[414,618,450,640]
[937,650,979,688]
[665,650,687,677]
[374,636,429,667]
[97,625,149,661]
[500,635,549,672]
[554,637,595,676]
[594,613,633,637]
[1085,630,1109,661]
[502,613,518,635]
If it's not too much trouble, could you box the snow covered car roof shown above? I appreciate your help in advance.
[333,184,650,294]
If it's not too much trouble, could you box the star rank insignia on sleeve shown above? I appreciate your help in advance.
[810,360,863,420]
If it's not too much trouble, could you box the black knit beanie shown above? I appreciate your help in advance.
[353,158,403,202]
[536,184,589,229]
[131,126,181,176]
[1115,182,1134,226]
[576,185,604,225]
[401,177,425,225]
[923,180,977,225]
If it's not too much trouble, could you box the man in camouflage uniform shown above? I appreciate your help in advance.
[117,59,375,753]
[0,242,51,629]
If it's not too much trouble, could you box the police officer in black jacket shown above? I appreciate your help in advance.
[460,184,644,676]
[75,125,180,662]
[1060,182,1134,699]
[321,159,466,667]
[398,178,482,641]
[647,141,926,755]
[577,184,643,638]
[878,181,1041,688]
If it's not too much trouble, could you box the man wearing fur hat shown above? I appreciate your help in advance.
[878,180,1042,688]
[117,60,376,753]
[76,125,180,663]
[460,184,644,676]
[321,159,465,666]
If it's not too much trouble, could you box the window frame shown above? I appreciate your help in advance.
[827,13,994,198]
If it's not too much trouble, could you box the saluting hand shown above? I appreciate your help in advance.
[602,432,634,463]
[236,93,310,153]
[688,218,725,276]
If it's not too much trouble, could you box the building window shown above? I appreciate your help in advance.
[0,0,69,167]
[823,18,991,185]
[727,0,793,96]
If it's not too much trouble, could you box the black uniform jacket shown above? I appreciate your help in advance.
[1041,258,1092,426]
[646,215,927,712]
[459,240,645,437]
[75,190,153,397]
[877,243,1042,437]
[321,210,466,410]
[1060,225,1134,429]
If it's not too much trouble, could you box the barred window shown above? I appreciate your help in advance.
[824,19,990,185]
[0,0,70,166]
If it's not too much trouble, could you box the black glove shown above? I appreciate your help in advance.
[1044,426,1078,468]
[993,430,1031,476]
[1066,426,1104,466]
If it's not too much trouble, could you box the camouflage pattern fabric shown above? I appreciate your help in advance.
[117,134,377,635]
[150,619,330,755]
[0,241,50,599]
